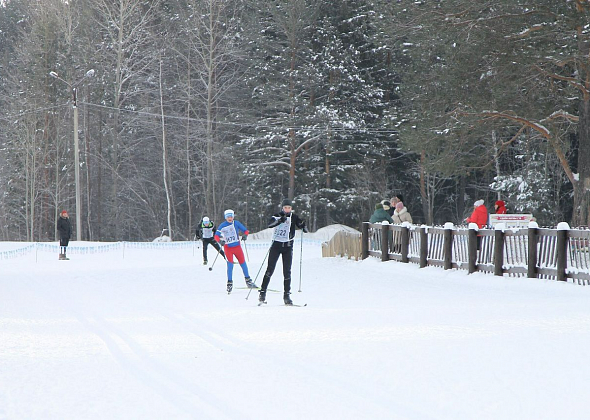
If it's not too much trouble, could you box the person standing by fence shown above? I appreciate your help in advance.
[57,210,72,260]
[392,201,412,224]
[466,200,488,228]
[389,194,404,216]
[370,202,394,224]
[494,200,507,214]
[466,200,488,251]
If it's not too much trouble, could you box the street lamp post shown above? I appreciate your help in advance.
[50,69,94,242]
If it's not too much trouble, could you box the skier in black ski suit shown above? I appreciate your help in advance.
[259,199,307,305]
[196,216,225,264]
[57,210,72,260]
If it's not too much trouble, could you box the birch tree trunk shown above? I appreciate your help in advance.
[159,56,173,239]
[185,54,193,238]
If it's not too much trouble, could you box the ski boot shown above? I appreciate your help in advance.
[259,290,266,303]
[227,281,233,294]
[245,277,257,289]
[283,292,293,306]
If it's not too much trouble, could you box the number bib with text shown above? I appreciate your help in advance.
[273,215,291,242]
[220,223,239,245]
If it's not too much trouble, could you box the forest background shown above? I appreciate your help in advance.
[1,0,590,242]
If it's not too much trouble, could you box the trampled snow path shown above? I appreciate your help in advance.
[1,241,590,419]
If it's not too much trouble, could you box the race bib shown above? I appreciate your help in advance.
[273,215,291,242]
[202,224,214,238]
[220,223,239,244]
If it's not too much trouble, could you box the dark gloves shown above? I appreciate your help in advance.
[271,215,286,225]
[241,234,248,241]
[219,239,225,246]
[302,226,308,233]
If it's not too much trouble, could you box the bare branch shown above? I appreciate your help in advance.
[461,111,576,186]
[294,134,322,155]
[254,161,291,168]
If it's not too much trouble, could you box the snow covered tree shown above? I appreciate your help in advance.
[238,0,400,227]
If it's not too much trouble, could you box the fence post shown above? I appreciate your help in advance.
[556,223,569,282]
[468,226,478,274]
[381,224,389,262]
[443,223,453,270]
[527,223,538,279]
[494,227,504,276]
[401,226,410,263]
[361,222,369,260]
[420,227,428,268]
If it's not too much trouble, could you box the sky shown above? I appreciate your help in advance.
[1,233,590,420]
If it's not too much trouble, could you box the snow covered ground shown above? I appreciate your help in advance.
[1,240,590,420]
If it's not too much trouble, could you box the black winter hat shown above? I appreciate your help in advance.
[281,198,293,207]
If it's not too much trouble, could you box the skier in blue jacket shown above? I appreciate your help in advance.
[214,209,256,293]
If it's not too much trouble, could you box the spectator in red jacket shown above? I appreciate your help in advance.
[466,199,488,251]
[494,200,507,214]
[466,199,488,229]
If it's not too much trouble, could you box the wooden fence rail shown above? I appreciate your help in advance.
[360,222,590,285]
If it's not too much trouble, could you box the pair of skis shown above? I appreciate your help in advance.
[227,284,307,306]
[258,301,307,307]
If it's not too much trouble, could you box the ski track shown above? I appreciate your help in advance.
[0,390,8,420]
[173,311,435,420]
[1,267,224,419]
[44,271,246,420]
[4,242,590,419]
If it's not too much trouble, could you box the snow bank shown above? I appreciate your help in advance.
[250,223,360,242]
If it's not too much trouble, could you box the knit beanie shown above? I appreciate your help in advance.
[281,198,292,207]
[224,209,234,218]
[495,200,505,207]
[202,216,210,224]
[375,203,383,210]
[382,200,391,211]
[474,199,484,207]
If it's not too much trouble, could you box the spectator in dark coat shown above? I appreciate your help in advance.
[57,210,72,260]
[389,194,404,216]
[381,200,392,216]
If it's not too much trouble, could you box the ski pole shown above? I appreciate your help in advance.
[208,248,222,272]
[243,239,250,261]
[246,243,272,300]
[298,229,303,292]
